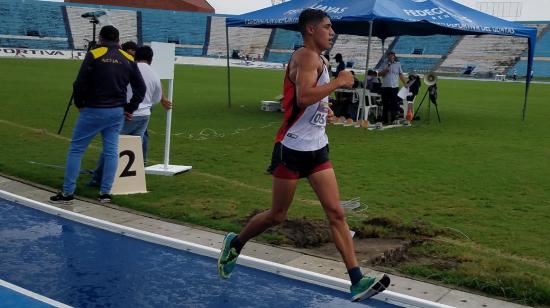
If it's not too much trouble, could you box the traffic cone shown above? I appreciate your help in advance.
[406,103,414,121]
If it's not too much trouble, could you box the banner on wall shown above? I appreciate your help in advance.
[0,47,87,59]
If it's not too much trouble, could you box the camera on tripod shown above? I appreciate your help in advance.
[81,10,106,50]
[81,11,106,19]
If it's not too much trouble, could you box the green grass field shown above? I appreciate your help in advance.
[1,58,549,305]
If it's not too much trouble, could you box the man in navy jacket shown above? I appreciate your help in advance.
[51,25,146,204]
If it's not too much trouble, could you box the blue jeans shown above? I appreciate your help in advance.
[92,116,149,184]
[63,107,124,195]
[143,129,149,164]
[121,116,150,162]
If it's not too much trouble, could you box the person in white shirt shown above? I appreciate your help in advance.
[123,45,172,162]
[90,45,171,186]
[379,52,407,124]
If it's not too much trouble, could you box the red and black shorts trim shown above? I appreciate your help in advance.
[268,142,332,179]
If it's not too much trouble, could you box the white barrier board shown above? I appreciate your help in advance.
[151,42,175,79]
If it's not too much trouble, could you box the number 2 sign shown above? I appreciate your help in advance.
[110,135,147,195]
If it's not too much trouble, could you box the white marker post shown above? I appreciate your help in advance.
[145,42,192,176]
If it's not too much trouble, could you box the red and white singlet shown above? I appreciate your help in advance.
[275,57,330,152]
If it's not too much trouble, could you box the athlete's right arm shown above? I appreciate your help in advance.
[294,51,354,108]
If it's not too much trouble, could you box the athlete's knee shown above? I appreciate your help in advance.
[325,206,346,225]
[267,209,287,226]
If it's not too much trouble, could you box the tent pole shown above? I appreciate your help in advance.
[357,20,374,127]
[381,39,385,59]
[362,20,373,88]
[522,36,535,121]
[226,22,232,108]
[522,75,530,122]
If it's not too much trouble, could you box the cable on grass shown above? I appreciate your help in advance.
[171,122,279,141]
[173,128,225,140]
[443,227,471,241]
[342,197,370,224]
[231,127,253,135]
[260,122,278,129]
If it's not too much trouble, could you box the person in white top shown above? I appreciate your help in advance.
[123,45,172,162]
[379,52,407,124]
[90,46,171,186]
[217,9,390,302]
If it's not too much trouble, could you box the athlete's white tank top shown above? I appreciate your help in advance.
[281,64,330,151]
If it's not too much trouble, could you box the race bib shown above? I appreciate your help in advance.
[310,103,329,127]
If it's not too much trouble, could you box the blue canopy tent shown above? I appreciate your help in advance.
[225,0,537,120]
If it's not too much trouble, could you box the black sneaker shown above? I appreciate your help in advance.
[49,192,74,204]
[97,194,112,203]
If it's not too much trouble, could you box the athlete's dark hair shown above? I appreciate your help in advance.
[298,9,329,35]
[135,46,154,64]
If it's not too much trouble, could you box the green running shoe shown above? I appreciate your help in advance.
[217,232,240,279]
[350,274,390,302]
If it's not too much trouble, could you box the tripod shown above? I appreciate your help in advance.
[413,84,441,123]
[57,17,100,135]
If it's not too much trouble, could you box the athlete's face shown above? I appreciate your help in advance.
[311,17,335,50]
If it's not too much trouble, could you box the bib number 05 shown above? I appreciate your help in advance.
[310,103,329,127]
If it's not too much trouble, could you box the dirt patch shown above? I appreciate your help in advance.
[237,211,445,264]
[236,209,332,248]
[301,238,410,264]
[373,241,461,273]
[271,218,332,247]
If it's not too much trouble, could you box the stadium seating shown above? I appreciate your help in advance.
[0,0,69,49]
[269,29,303,51]
[438,34,529,75]
[392,35,459,56]
[513,60,550,78]
[69,2,209,55]
[391,35,459,73]
[70,3,210,55]
[227,27,271,60]
[206,16,271,60]
[329,34,395,70]
[398,57,442,74]
[1,0,549,77]
[265,51,293,64]
[65,6,138,50]
[206,16,228,58]
[264,29,303,63]
[511,24,550,77]
[141,10,208,56]
[534,26,550,57]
